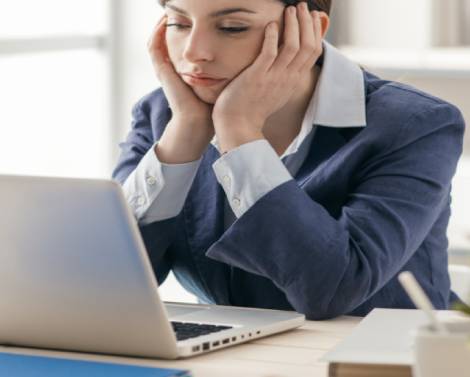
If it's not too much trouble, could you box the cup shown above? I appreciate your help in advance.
[413,321,470,377]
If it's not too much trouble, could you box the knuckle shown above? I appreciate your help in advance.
[284,43,298,55]
[313,45,323,56]
[302,41,316,51]
[264,49,277,60]
[297,51,311,63]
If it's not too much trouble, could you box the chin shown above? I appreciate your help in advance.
[192,87,219,105]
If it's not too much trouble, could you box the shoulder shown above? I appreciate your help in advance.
[134,87,169,113]
[362,70,465,149]
[132,87,172,140]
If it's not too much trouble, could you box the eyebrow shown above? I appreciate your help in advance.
[165,4,257,18]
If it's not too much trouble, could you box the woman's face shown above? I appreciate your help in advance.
[164,0,285,104]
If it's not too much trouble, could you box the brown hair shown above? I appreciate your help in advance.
[159,1,333,16]
[280,0,332,15]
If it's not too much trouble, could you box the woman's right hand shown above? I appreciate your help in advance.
[148,15,213,124]
[148,16,214,163]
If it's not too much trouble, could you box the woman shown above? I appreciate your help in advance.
[113,0,465,319]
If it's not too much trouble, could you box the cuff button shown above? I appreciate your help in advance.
[146,176,157,186]
[136,196,146,206]
[232,197,241,208]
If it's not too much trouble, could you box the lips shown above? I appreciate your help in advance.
[183,73,222,80]
[181,73,227,87]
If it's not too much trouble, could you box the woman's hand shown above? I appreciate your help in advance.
[148,15,214,126]
[148,16,214,163]
[212,3,323,152]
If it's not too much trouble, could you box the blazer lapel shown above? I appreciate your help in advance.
[296,126,364,218]
[296,126,349,185]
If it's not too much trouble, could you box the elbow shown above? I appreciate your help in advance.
[287,269,375,320]
[299,294,362,320]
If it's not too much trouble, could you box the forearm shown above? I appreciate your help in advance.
[213,118,265,154]
[156,117,214,164]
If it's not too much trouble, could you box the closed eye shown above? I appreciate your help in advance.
[166,23,190,30]
[166,23,249,34]
[220,26,249,33]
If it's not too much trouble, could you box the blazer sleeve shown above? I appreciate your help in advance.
[206,102,466,319]
[112,89,177,285]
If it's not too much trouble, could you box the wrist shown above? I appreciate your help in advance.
[168,117,214,143]
[156,118,214,164]
[214,123,265,154]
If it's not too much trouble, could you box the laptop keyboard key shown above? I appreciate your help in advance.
[171,321,233,341]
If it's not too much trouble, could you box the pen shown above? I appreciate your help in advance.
[398,271,449,334]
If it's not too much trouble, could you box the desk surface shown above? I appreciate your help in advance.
[0,316,362,377]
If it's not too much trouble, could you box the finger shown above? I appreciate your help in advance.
[250,22,279,72]
[148,15,169,63]
[299,10,323,72]
[271,6,300,72]
[288,3,317,72]
[147,15,167,50]
[148,16,180,85]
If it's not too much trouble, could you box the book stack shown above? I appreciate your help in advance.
[328,362,411,377]
[322,308,463,377]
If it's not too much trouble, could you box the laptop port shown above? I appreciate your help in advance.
[222,338,230,344]
[256,331,260,335]
[212,341,220,347]
[202,342,210,351]
[192,345,200,352]
[231,337,236,342]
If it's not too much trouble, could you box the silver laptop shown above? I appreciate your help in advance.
[0,174,305,359]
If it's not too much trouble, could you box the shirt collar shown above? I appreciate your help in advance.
[311,41,367,128]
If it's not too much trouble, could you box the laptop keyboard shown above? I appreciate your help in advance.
[171,321,233,341]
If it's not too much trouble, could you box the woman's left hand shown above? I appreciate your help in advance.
[212,3,323,152]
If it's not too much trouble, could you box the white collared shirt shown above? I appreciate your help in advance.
[122,42,367,224]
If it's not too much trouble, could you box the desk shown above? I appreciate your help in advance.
[0,316,361,377]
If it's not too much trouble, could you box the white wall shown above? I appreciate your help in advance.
[112,0,163,161]
[347,0,432,49]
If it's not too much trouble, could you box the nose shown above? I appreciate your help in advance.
[182,24,215,63]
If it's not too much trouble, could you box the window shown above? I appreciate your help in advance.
[0,0,111,178]
[0,0,195,304]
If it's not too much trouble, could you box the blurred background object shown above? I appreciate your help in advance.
[1,0,468,301]
[328,0,470,267]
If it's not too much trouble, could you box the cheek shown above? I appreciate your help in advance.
[165,34,182,66]
[224,33,266,77]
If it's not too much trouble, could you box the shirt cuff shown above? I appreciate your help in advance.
[122,143,202,224]
[212,139,292,218]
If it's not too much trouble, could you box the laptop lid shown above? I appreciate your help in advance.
[0,175,179,358]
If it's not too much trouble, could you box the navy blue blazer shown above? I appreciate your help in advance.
[113,71,465,320]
